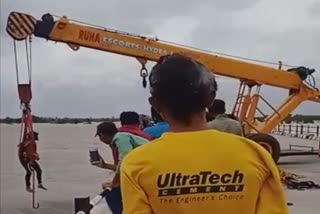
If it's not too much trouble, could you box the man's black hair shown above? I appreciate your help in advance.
[120,111,140,125]
[95,122,118,137]
[139,114,153,128]
[149,54,217,124]
[150,107,164,123]
[208,99,226,114]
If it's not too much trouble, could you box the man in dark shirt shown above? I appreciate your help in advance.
[18,131,47,192]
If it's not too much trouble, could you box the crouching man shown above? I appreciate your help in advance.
[94,121,148,213]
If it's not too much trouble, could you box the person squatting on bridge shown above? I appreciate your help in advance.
[91,111,152,172]
[18,131,47,192]
[94,121,148,213]
[119,54,289,214]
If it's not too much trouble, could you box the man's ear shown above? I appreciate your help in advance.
[148,97,161,113]
[206,91,216,108]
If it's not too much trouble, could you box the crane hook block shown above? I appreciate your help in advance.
[18,84,32,104]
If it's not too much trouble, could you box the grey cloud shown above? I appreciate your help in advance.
[0,80,151,118]
[1,0,319,118]
[29,78,151,118]
[190,0,319,114]
[309,1,320,17]
[0,0,155,40]
[199,0,261,10]
[0,0,260,38]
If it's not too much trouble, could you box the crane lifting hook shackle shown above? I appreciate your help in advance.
[140,67,148,88]
[136,58,149,88]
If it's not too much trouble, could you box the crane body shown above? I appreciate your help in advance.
[6,11,320,162]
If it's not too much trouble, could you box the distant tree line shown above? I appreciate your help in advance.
[254,114,320,124]
[0,115,120,124]
[282,114,320,124]
[1,114,319,124]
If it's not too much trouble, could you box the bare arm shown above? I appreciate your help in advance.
[101,162,117,171]
[111,172,120,188]
[92,156,117,171]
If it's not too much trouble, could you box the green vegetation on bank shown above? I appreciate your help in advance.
[0,114,319,124]
[282,114,320,124]
[0,115,119,124]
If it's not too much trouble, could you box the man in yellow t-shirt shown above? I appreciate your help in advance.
[120,54,289,214]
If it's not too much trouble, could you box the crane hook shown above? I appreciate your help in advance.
[140,67,148,88]
[137,57,149,88]
[28,163,40,209]
[33,201,40,209]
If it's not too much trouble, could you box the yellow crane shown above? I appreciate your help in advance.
[6,11,320,163]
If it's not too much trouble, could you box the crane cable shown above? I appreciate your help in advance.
[279,168,320,190]
[305,74,318,91]
[13,37,32,86]
[25,36,33,84]
[13,36,40,209]
[14,37,34,144]
[14,35,34,141]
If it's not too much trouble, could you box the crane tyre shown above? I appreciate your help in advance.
[246,133,281,164]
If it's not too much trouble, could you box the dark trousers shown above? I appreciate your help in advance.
[102,187,122,214]
[19,155,42,187]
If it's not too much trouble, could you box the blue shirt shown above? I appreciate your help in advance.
[143,122,169,139]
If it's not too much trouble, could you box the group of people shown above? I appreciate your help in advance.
[17,54,288,214]
[89,109,170,213]
[91,54,288,214]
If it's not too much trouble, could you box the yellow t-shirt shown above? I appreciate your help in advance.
[120,130,288,214]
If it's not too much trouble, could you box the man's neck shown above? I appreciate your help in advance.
[215,113,227,118]
[168,113,207,133]
[121,124,139,128]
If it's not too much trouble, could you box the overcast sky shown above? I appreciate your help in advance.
[1,0,319,118]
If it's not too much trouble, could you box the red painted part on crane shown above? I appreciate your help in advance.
[18,84,32,103]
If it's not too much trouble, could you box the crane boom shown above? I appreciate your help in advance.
[6,11,320,135]
[6,11,309,89]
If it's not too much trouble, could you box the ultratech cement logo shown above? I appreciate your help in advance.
[157,170,245,204]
